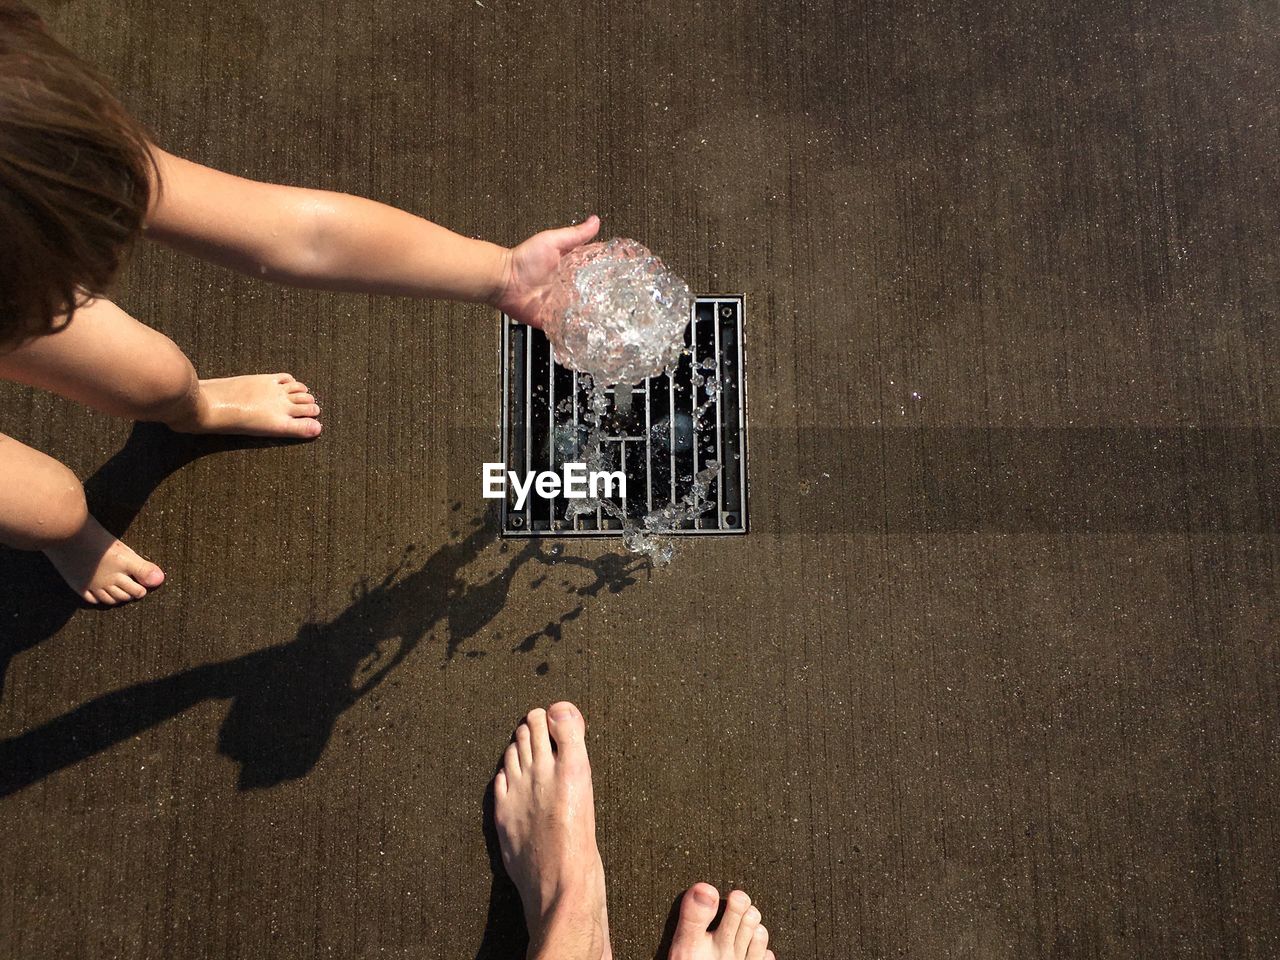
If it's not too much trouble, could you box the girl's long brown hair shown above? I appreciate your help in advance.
[0,1,158,347]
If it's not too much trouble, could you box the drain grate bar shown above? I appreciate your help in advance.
[499,295,748,537]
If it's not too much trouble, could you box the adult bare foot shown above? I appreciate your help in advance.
[44,514,165,605]
[494,702,611,960]
[171,373,321,439]
[669,884,775,960]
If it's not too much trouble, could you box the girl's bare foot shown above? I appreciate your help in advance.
[670,884,775,960]
[172,373,322,439]
[494,702,612,960]
[44,515,165,605]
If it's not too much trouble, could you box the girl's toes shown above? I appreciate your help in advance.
[128,558,165,589]
[290,392,315,405]
[282,416,322,439]
[290,403,320,418]
[287,381,309,394]
[117,576,148,600]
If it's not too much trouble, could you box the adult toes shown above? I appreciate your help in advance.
[290,392,316,405]
[514,723,533,767]
[547,702,587,765]
[735,906,762,958]
[714,890,752,951]
[526,707,551,760]
[672,883,719,947]
[504,743,521,779]
[746,924,769,960]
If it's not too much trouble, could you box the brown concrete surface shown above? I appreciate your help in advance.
[2,1,1278,958]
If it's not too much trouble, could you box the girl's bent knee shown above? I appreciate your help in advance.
[0,460,88,550]
[41,469,91,545]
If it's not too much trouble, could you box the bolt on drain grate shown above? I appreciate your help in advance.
[499,296,748,536]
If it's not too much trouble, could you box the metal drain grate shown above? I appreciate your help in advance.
[499,296,748,536]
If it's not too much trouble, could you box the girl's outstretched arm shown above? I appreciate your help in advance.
[143,147,598,325]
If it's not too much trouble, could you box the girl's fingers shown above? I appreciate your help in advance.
[551,214,599,253]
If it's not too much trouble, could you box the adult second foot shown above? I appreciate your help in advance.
[172,373,322,439]
[494,702,611,960]
[669,884,775,960]
[44,515,165,605]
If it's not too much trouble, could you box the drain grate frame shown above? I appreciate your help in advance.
[499,295,748,537]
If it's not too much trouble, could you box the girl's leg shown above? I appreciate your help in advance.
[0,295,321,603]
[0,296,321,438]
[0,431,164,604]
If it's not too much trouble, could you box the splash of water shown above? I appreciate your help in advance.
[540,237,721,564]
[541,238,693,384]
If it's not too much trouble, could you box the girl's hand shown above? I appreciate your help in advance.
[490,215,601,328]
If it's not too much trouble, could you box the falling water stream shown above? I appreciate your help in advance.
[565,370,722,565]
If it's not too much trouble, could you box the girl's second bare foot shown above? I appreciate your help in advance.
[44,515,165,605]
[172,373,322,439]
